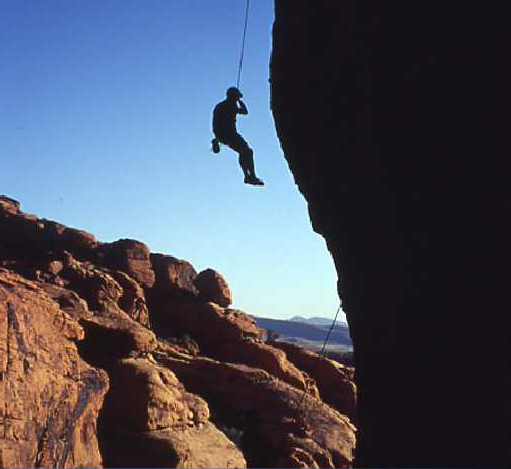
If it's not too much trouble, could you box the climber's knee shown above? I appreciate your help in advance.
[241,148,253,163]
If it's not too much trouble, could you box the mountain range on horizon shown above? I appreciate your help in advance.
[254,315,352,350]
[288,315,347,327]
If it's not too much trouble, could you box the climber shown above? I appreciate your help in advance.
[211,87,264,186]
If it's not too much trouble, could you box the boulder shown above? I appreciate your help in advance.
[0,270,108,467]
[194,268,232,307]
[150,253,198,300]
[99,358,246,468]
[99,238,155,289]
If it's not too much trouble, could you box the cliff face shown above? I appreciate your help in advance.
[0,195,356,468]
[271,1,510,467]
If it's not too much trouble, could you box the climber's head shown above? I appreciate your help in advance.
[226,87,243,100]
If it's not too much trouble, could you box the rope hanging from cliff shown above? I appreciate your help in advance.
[236,0,251,88]
[295,303,343,412]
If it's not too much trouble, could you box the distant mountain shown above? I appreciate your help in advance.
[253,316,352,349]
[289,316,346,327]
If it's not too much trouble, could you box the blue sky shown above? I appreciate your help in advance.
[0,0,345,323]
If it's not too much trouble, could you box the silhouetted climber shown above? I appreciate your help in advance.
[212,87,264,186]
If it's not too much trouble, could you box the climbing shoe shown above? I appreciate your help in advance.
[244,176,264,186]
[211,139,220,154]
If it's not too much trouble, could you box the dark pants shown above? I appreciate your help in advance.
[217,133,255,178]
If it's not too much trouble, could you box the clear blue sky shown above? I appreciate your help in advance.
[0,0,345,323]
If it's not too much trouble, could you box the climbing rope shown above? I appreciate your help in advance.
[236,0,251,89]
[295,303,343,412]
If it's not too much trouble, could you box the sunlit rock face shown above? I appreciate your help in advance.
[0,194,357,467]
[271,1,511,467]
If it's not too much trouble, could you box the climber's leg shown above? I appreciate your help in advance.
[239,148,255,179]
[225,134,252,177]
[224,134,264,186]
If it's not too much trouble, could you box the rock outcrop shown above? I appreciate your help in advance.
[193,268,232,307]
[0,270,108,467]
[270,341,356,422]
[0,195,356,467]
[271,1,511,467]
[98,358,246,468]
[156,347,355,468]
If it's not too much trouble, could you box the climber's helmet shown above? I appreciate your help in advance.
[226,87,243,99]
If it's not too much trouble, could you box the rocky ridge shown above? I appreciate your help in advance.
[0,195,356,468]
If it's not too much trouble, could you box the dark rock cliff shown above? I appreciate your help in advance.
[271,1,510,467]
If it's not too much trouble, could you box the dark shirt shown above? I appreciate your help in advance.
[213,100,239,139]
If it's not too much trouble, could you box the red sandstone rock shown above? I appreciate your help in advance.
[99,357,246,468]
[0,270,108,467]
[0,205,96,266]
[156,348,355,468]
[59,253,124,313]
[194,268,232,306]
[217,340,318,396]
[270,341,357,422]
[111,270,150,327]
[39,282,92,320]
[99,238,155,289]
[156,299,263,348]
[61,226,97,254]
[154,299,316,393]
[42,220,98,255]
[0,195,20,215]
[159,336,201,356]
[0,197,358,467]
[79,314,157,367]
[150,253,198,299]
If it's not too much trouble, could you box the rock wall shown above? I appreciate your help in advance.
[271,1,510,467]
[0,195,356,468]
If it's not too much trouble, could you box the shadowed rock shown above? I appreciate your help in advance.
[194,268,232,307]
[98,239,155,289]
[111,270,150,327]
[271,1,511,466]
[150,253,198,299]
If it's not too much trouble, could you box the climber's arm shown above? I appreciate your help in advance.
[237,100,248,115]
